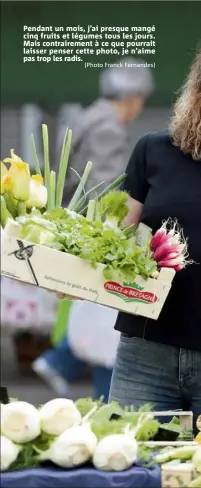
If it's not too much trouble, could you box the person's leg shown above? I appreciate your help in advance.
[181,349,201,434]
[42,337,85,380]
[32,337,86,396]
[92,366,113,402]
[109,335,182,412]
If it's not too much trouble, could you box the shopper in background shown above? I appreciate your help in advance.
[32,58,155,400]
[33,302,119,401]
[64,57,154,203]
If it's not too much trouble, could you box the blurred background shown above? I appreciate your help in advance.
[1,0,201,405]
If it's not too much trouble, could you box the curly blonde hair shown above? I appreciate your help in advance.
[169,48,201,161]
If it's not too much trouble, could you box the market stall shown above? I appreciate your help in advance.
[1,127,201,488]
[1,462,161,488]
[1,389,201,488]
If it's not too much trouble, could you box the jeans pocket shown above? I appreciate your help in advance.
[120,333,142,345]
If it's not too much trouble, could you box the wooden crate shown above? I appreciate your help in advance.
[161,463,196,488]
[1,220,175,320]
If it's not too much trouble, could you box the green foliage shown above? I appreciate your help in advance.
[18,193,157,283]
[100,190,129,224]
[10,432,55,471]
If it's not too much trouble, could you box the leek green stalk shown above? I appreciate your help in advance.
[56,129,72,208]
[86,200,96,221]
[30,135,42,176]
[73,181,105,213]
[68,161,93,210]
[80,174,126,214]
[42,124,51,210]
[95,201,101,222]
[49,171,56,210]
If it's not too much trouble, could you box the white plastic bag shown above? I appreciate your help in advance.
[68,301,120,368]
[1,276,58,333]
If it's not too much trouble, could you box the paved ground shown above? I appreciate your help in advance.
[1,332,92,405]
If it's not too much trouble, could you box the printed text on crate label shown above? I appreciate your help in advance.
[104,281,158,304]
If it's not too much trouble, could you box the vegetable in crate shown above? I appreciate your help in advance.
[0,150,48,225]
[100,190,129,233]
[1,124,191,284]
[17,193,158,282]
[0,125,126,228]
[150,219,191,271]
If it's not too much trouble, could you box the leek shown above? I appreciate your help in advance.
[80,173,126,214]
[30,135,42,176]
[154,445,199,464]
[42,124,51,210]
[86,199,96,221]
[56,129,72,208]
[68,161,93,210]
[73,181,105,213]
[95,200,101,222]
[49,171,56,210]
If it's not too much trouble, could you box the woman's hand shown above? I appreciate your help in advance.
[122,196,143,227]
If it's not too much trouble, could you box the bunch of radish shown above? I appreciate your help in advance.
[150,220,191,272]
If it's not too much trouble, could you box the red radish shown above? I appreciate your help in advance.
[164,251,181,260]
[171,234,181,245]
[152,241,175,261]
[167,229,175,238]
[176,243,186,252]
[174,264,185,272]
[150,227,167,251]
[151,270,160,278]
[158,256,184,268]
[151,218,191,272]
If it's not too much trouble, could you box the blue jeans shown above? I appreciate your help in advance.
[43,337,112,402]
[109,335,201,432]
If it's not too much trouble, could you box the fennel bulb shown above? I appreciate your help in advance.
[39,423,97,468]
[192,447,201,473]
[0,435,22,471]
[1,401,41,443]
[93,431,138,471]
[39,398,82,436]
